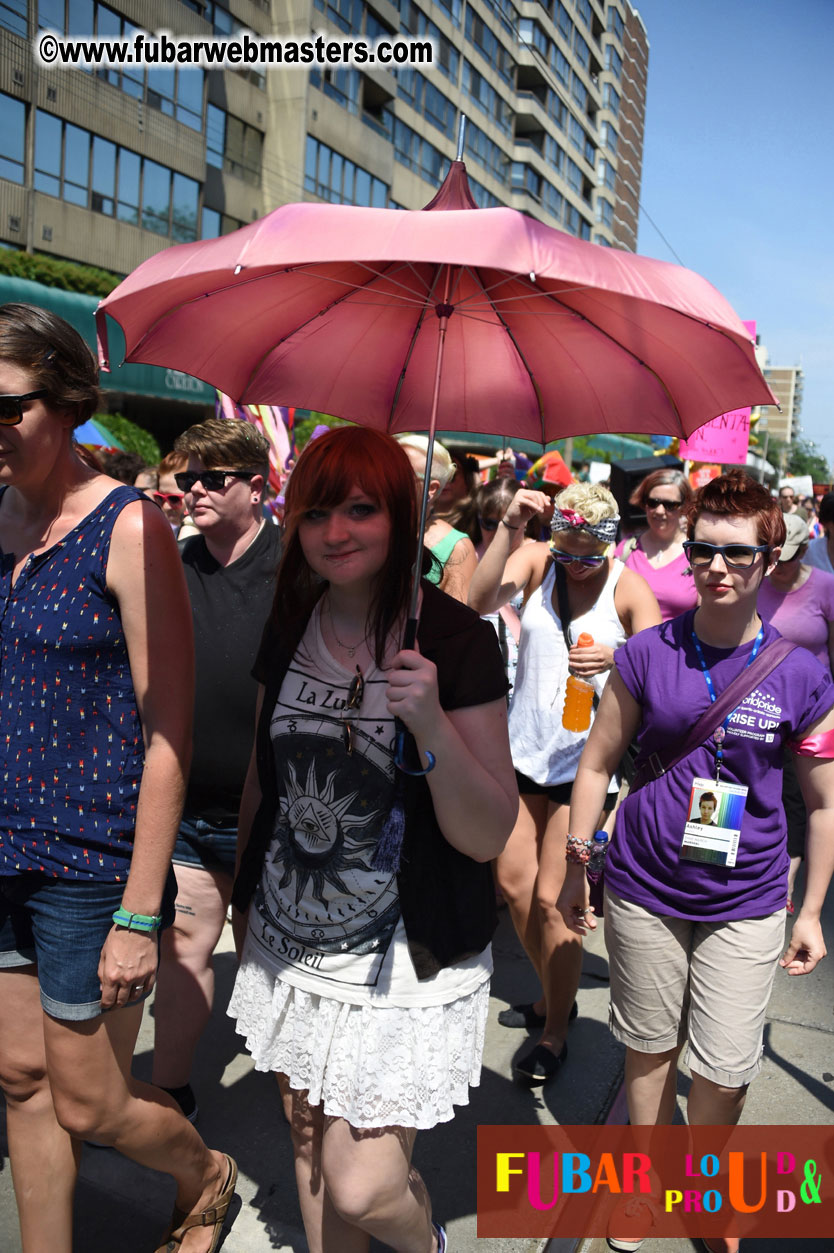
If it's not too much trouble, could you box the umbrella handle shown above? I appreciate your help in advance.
[394,615,435,775]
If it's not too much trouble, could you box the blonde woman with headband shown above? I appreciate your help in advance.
[397,434,478,603]
[470,482,660,1083]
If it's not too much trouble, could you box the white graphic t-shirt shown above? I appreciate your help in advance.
[247,605,492,1007]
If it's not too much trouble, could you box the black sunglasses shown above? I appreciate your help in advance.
[342,667,365,755]
[479,516,500,532]
[174,469,258,493]
[0,390,48,425]
[683,541,769,570]
[645,495,683,510]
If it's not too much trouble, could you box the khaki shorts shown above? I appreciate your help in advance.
[604,888,786,1087]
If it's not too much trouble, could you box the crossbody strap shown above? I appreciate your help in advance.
[630,635,797,793]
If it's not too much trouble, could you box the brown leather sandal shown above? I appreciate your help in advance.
[155,1154,238,1252]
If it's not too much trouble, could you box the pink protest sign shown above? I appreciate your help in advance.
[680,321,756,466]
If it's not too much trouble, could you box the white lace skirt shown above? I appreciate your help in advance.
[228,956,490,1130]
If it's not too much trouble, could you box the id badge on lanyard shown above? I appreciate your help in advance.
[678,625,763,868]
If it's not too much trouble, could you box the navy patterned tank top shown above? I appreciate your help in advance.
[0,485,145,880]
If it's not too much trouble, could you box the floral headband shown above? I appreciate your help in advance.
[550,506,620,545]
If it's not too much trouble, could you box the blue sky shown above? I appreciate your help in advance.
[632,0,833,465]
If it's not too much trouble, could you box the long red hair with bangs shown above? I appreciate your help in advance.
[272,426,419,665]
[685,469,786,549]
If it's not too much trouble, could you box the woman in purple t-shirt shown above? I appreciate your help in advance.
[558,472,834,1253]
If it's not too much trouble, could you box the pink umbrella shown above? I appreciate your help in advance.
[96,156,774,632]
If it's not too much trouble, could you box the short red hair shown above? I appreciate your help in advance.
[685,469,785,548]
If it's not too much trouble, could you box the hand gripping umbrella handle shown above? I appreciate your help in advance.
[394,615,435,776]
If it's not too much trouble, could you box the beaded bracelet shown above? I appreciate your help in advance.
[566,835,594,865]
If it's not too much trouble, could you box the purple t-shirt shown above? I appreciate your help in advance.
[757,567,834,668]
[614,539,697,621]
[608,610,834,920]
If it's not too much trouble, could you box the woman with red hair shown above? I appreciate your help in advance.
[559,470,834,1253]
[229,426,517,1253]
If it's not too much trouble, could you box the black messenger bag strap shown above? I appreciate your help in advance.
[630,636,797,794]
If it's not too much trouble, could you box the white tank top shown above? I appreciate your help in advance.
[508,560,627,788]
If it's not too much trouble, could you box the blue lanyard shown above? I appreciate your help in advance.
[691,622,764,781]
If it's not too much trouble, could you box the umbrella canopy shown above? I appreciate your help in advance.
[96,163,774,446]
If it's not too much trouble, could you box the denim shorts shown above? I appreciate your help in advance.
[173,811,238,875]
[0,871,176,1022]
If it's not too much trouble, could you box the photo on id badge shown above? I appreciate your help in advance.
[681,778,748,867]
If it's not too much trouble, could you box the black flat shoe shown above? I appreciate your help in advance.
[513,1041,568,1084]
[498,1000,578,1029]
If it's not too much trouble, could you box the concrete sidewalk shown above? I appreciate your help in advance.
[0,889,832,1252]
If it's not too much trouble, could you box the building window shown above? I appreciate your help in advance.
[462,61,512,137]
[545,135,566,175]
[34,110,199,241]
[598,158,616,191]
[206,104,225,170]
[596,196,614,227]
[305,135,388,207]
[573,31,590,71]
[566,157,583,195]
[571,73,588,112]
[600,120,619,156]
[608,6,625,42]
[34,110,63,198]
[464,119,509,186]
[434,0,461,26]
[511,162,541,202]
[396,72,456,136]
[1,0,27,37]
[316,67,361,114]
[464,7,515,87]
[605,45,623,78]
[575,0,592,31]
[224,116,264,187]
[468,175,500,208]
[519,19,548,60]
[542,181,563,222]
[37,0,64,32]
[392,118,446,185]
[547,91,567,132]
[552,47,570,87]
[201,206,244,237]
[91,135,116,215]
[313,0,364,34]
[554,1,572,44]
[603,83,621,119]
[399,2,459,83]
[0,93,25,184]
[87,2,205,129]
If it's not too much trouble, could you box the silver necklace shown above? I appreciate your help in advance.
[327,598,369,659]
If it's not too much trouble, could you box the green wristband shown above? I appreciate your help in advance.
[112,907,163,933]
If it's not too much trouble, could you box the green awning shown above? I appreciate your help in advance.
[0,276,215,406]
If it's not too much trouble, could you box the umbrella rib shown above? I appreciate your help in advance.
[386,264,448,427]
[236,260,423,396]
[470,265,546,441]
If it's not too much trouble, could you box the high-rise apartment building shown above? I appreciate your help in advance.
[761,363,804,445]
[1,0,649,280]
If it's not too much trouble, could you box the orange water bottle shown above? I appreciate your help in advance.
[562,632,595,732]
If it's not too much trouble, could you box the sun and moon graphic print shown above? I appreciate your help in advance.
[251,625,402,994]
